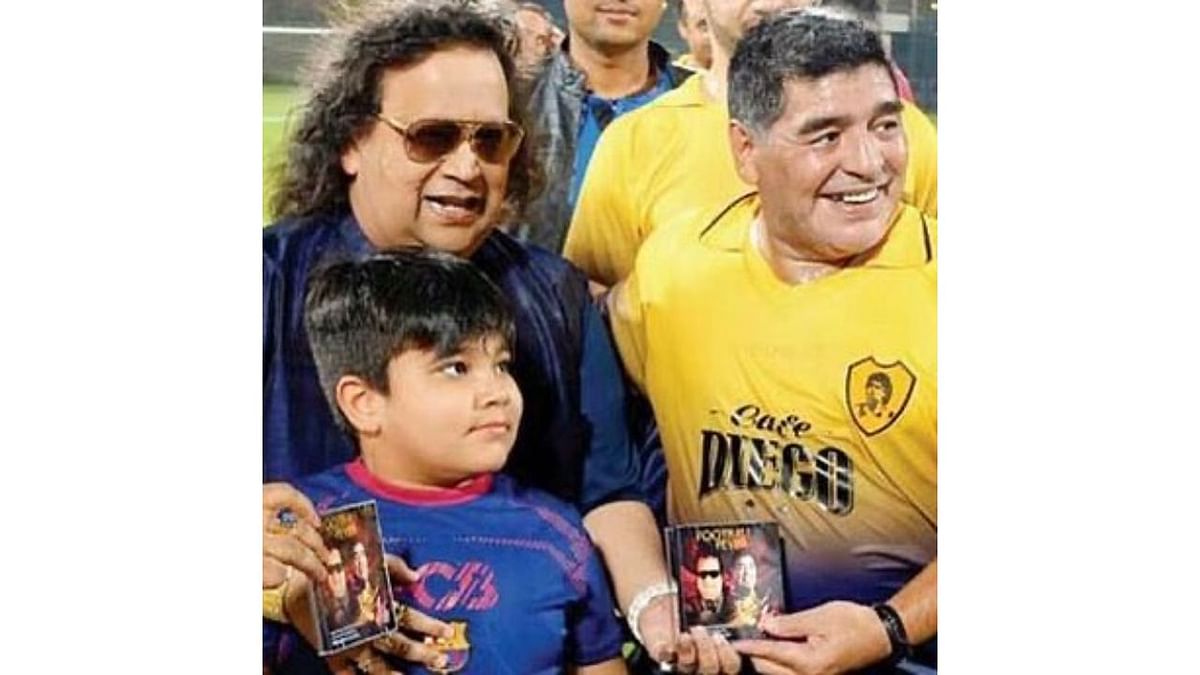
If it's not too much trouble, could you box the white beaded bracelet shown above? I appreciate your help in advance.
[626,580,678,647]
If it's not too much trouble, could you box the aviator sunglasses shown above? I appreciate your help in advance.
[376,115,525,165]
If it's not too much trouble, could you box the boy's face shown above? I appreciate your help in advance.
[377,333,521,485]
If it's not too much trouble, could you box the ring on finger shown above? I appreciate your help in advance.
[395,603,410,628]
[268,509,298,535]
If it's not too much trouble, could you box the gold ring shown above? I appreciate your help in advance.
[395,603,410,628]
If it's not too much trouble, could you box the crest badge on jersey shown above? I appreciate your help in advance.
[845,357,916,436]
[424,620,470,673]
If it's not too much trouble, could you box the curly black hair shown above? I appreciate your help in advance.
[269,0,540,222]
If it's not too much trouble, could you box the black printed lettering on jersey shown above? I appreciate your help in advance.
[780,443,814,501]
[727,433,746,488]
[699,430,729,496]
[745,437,780,489]
[815,447,854,516]
[729,404,812,440]
[698,429,854,515]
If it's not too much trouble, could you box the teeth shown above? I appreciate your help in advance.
[426,196,481,213]
[429,196,478,206]
[426,198,477,219]
[838,188,879,204]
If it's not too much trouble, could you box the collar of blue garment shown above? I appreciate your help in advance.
[557,38,679,95]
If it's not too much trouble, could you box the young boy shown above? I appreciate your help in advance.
[280,250,626,674]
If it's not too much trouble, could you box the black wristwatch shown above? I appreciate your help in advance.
[872,603,912,666]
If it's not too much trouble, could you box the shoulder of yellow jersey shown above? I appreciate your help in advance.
[598,74,707,142]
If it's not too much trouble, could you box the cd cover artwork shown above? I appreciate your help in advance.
[310,500,397,655]
[665,521,785,639]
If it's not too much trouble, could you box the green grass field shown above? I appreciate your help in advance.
[263,84,301,224]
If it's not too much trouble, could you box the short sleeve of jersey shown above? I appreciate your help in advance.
[564,114,642,287]
[901,102,938,219]
[566,540,625,665]
[607,262,649,395]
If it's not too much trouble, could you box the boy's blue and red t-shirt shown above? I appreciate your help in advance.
[267,459,624,674]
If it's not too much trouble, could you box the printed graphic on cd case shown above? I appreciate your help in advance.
[666,521,785,639]
[310,500,397,655]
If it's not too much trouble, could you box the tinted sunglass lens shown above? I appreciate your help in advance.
[472,125,507,162]
[409,122,464,161]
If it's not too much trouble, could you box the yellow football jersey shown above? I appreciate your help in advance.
[565,73,938,287]
[610,197,937,605]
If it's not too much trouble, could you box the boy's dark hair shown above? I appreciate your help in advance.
[303,248,516,434]
[728,10,892,136]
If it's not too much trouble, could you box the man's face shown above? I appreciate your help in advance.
[352,543,370,580]
[341,45,512,256]
[327,550,348,599]
[374,334,523,485]
[516,8,556,70]
[702,0,814,53]
[733,64,907,263]
[565,0,666,53]
[696,555,724,601]
[677,0,712,68]
[733,554,757,591]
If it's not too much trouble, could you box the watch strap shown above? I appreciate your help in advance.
[872,602,911,665]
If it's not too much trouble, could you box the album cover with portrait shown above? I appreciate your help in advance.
[665,521,785,639]
[310,500,397,655]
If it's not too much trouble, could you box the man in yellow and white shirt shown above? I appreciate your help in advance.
[564,0,937,288]
[609,11,936,673]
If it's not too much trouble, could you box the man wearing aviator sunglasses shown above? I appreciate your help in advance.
[264,0,676,672]
[373,116,525,166]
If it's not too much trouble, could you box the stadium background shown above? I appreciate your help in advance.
[263,0,937,222]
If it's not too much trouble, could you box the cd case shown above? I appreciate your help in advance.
[665,521,785,639]
[310,500,397,655]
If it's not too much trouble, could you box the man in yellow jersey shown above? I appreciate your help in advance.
[609,11,935,673]
[564,0,937,289]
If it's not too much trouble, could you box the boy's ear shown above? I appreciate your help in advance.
[335,375,385,437]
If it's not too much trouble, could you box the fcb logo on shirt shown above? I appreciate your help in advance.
[845,357,916,436]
